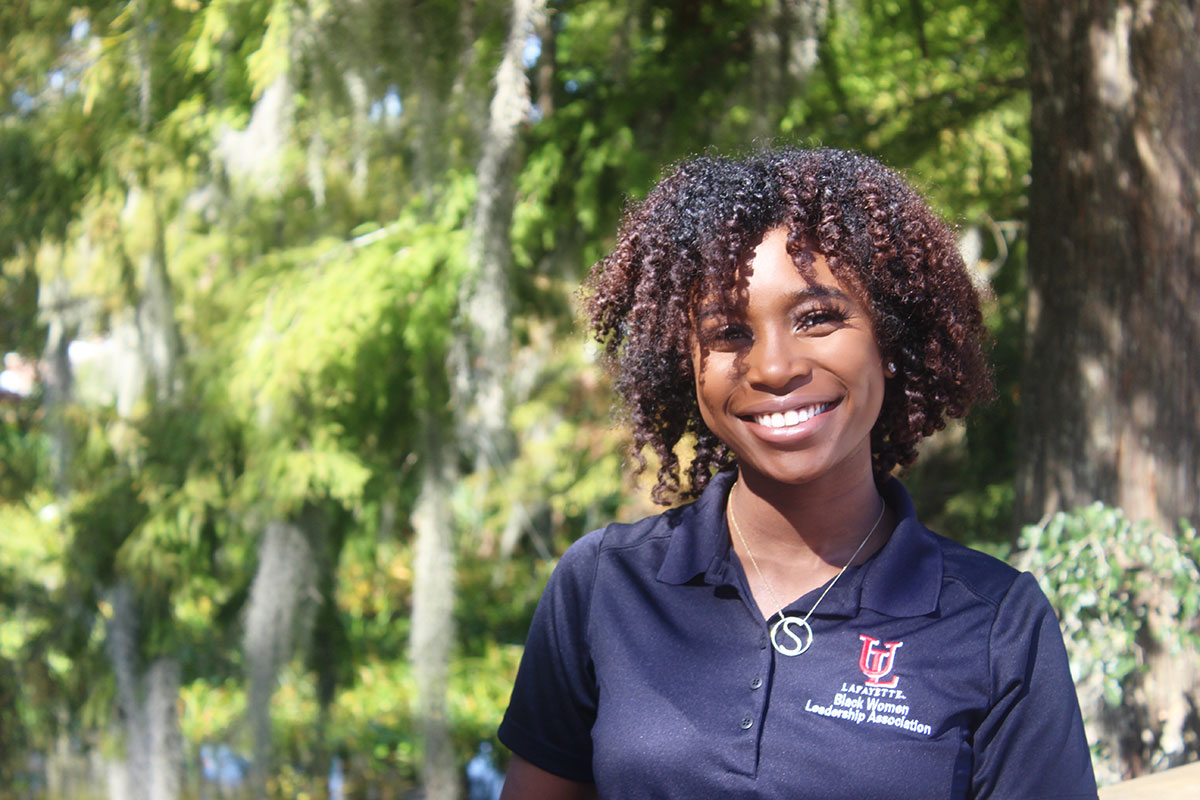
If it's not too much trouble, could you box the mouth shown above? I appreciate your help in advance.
[745,400,837,429]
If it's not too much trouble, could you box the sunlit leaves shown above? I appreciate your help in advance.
[0,0,1055,787]
[0,491,66,595]
[223,217,467,440]
[1019,506,1200,774]
[784,0,1028,220]
[246,0,291,98]
[1020,506,1200,707]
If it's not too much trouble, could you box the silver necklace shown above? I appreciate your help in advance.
[727,484,886,657]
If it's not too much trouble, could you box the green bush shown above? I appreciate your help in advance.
[1017,504,1200,780]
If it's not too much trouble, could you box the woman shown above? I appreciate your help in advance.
[498,148,1097,799]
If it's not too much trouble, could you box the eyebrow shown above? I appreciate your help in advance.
[686,281,854,326]
[695,284,851,317]
[785,285,852,304]
[694,308,730,322]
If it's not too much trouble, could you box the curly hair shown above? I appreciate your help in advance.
[584,147,992,505]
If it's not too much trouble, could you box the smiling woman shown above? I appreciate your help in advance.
[498,148,1098,800]
[691,234,886,500]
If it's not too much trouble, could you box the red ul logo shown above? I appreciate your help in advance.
[858,635,903,687]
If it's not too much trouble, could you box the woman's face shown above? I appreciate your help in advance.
[691,227,886,491]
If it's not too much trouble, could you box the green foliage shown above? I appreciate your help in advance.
[0,492,99,766]
[0,0,1051,791]
[1021,506,1200,702]
[0,403,48,501]
[213,212,469,523]
[791,0,1029,216]
[1018,505,1200,768]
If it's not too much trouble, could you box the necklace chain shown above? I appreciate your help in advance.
[726,482,886,651]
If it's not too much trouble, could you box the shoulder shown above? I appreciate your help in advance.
[929,530,1059,629]
[922,531,1065,671]
[552,503,693,587]
[934,535,1022,607]
[596,504,691,552]
[557,468,736,584]
[869,478,1036,619]
[880,473,1021,608]
[550,500,688,571]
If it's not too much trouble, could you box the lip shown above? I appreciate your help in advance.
[737,395,841,419]
[738,397,842,444]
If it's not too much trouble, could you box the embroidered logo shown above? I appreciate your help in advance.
[858,635,903,688]
[802,634,928,736]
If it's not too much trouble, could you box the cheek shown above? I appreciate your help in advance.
[863,368,888,427]
[692,365,715,419]
[690,355,710,419]
[833,339,886,419]
[691,354,733,425]
[690,350,704,398]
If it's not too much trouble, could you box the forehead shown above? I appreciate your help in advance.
[694,229,865,314]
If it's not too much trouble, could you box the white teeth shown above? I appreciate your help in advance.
[755,403,829,428]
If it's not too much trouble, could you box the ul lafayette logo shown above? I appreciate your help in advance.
[858,635,903,688]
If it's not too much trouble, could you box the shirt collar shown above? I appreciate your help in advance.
[858,477,943,617]
[655,470,942,618]
[655,469,739,586]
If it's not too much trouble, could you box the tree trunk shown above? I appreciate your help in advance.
[136,194,183,403]
[103,584,185,800]
[145,657,183,800]
[748,0,825,140]
[104,192,184,800]
[409,413,459,800]
[345,68,369,199]
[533,7,556,119]
[1017,0,1200,532]
[403,2,457,197]
[37,262,75,498]
[454,0,547,475]
[307,127,327,207]
[1018,0,1200,778]
[106,583,150,800]
[242,517,320,799]
[408,4,547,797]
[104,7,187,788]
[134,0,153,133]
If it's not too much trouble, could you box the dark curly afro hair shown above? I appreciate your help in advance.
[585,147,992,505]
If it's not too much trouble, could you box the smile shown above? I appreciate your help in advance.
[751,402,834,429]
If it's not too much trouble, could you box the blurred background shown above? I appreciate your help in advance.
[1,1,1196,798]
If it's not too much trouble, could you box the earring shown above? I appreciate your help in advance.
[885,361,898,377]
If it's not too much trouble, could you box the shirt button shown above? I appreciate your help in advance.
[740,716,754,730]
[750,677,763,690]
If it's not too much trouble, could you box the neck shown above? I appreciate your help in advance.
[726,470,892,622]
[731,465,889,568]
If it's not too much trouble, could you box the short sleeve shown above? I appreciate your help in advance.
[498,531,602,783]
[971,571,1098,799]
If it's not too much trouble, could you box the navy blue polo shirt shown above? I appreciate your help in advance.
[499,470,1097,799]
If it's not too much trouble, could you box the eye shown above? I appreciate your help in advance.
[795,306,849,333]
[698,321,751,350]
[718,324,751,342]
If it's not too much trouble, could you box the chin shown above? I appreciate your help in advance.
[735,445,874,491]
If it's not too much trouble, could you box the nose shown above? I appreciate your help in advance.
[744,327,810,390]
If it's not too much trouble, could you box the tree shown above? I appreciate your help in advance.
[0,0,1049,793]
[1017,0,1200,778]
[411,2,548,797]
[1017,0,1200,536]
